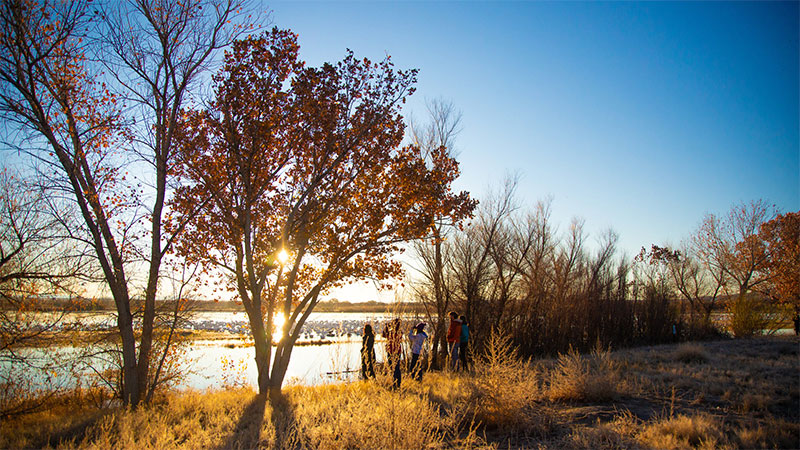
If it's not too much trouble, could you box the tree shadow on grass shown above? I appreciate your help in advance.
[217,393,267,450]
[269,392,299,449]
[40,412,109,448]
[217,392,299,450]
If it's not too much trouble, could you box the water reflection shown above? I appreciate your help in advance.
[187,339,370,389]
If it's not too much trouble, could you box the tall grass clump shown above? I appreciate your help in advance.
[637,414,723,450]
[672,343,709,364]
[568,412,643,450]
[735,418,800,449]
[470,329,544,433]
[547,346,619,403]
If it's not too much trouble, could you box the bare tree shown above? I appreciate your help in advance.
[96,0,258,406]
[512,199,557,354]
[408,98,475,367]
[642,243,725,330]
[448,176,517,348]
[695,199,777,296]
[0,170,93,417]
[0,0,255,406]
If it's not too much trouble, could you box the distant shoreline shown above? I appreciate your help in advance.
[1,298,425,314]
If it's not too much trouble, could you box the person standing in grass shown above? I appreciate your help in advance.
[361,324,376,379]
[459,315,470,372]
[408,322,428,381]
[446,311,462,371]
[384,318,403,388]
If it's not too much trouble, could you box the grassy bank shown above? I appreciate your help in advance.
[2,336,798,449]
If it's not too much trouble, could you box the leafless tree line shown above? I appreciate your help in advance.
[412,185,783,358]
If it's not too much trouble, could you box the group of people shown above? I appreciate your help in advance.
[360,312,470,388]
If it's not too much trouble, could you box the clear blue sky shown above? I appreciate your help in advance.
[270,1,798,265]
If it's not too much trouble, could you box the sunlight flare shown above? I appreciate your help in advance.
[272,312,286,342]
[277,249,290,265]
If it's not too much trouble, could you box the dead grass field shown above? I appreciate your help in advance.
[2,335,798,449]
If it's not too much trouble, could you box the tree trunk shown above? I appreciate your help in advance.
[111,283,139,405]
[137,157,167,403]
[250,315,273,396]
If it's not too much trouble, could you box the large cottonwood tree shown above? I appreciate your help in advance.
[170,30,473,399]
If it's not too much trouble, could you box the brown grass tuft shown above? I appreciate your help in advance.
[736,417,800,449]
[471,330,544,432]
[673,343,709,364]
[637,414,722,450]
[547,347,619,403]
[569,412,643,450]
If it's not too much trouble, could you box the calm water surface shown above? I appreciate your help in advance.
[8,312,408,391]
[183,312,400,389]
[186,339,376,389]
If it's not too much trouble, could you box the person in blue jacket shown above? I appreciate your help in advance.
[408,322,428,381]
[459,315,470,372]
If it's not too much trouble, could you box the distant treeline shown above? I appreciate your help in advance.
[189,299,418,313]
[0,297,419,314]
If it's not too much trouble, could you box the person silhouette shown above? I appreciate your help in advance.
[459,315,470,372]
[361,324,376,379]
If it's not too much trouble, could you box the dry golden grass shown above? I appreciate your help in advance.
[285,382,451,449]
[735,417,800,449]
[567,412,643,450]
[1,336,798,449]
[637,414,723,449]
[0,386,113,449]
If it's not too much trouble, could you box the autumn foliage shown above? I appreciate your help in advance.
[758,212,800,309]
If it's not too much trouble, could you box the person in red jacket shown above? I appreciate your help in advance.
[446,311,462,371]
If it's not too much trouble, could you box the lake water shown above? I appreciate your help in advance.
[6,311,415,391]
[186,338,371,390]
[182,311,411,389]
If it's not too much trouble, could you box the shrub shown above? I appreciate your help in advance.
[727,294,783,338]
[683,315,726,340]
[471,329,543,433]
[547,347,619,403]
[673,343,709,364]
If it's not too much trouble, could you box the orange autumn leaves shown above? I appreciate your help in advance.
[757,212,800,308]
[169,29,473,292]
